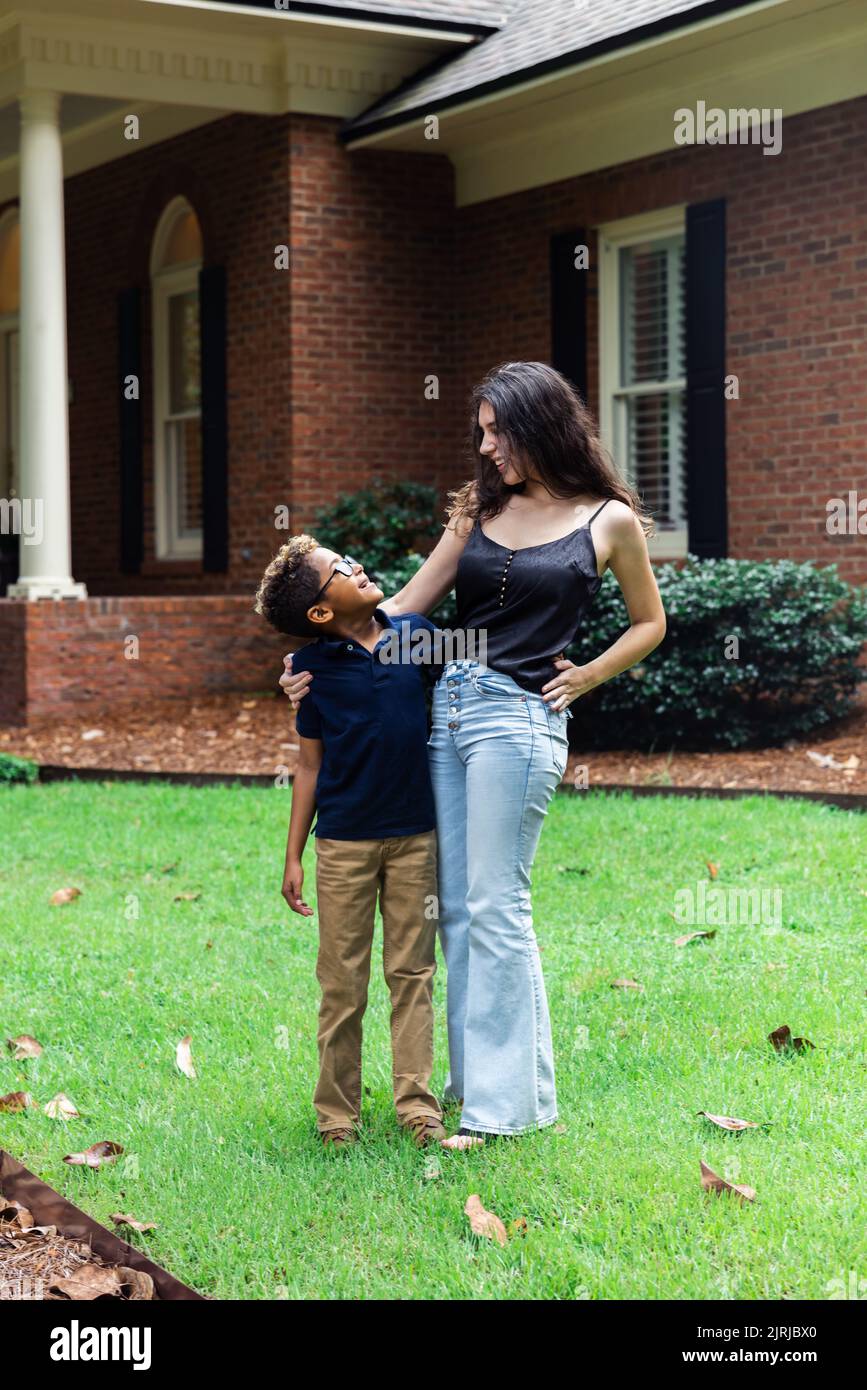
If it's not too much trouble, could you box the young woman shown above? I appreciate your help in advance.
[282,361,666,1148]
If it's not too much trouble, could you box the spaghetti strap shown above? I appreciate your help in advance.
[587,498,611,526]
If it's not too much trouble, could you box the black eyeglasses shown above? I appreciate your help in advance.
[312,555,358,604]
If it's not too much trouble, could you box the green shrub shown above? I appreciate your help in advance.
[371,552,457,629]
[314,479,441,573]
[565,556,867,750]
[0,752,38,785]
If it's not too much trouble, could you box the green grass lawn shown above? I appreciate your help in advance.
[0,780,864,1300]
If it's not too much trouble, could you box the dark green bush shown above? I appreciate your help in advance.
[0,752,38,785]
[372,552,457,629]
[314,479,441,574]
[565,556,867,750]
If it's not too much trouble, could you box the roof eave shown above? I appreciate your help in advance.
[339,0,767,146]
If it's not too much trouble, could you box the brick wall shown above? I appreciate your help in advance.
[0,601,26,724]
[452,95,867,585]
[0,596,290,725]
[288,115,461,521]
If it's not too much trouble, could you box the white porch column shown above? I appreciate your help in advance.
[8,89,86,600]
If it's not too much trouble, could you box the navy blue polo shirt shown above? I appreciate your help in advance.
[292,610,438,841]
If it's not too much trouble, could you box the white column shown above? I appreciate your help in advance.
[8,89,86,600]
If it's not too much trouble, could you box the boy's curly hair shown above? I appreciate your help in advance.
[254,534,323,637]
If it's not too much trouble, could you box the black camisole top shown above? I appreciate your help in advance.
[453,499,611,695]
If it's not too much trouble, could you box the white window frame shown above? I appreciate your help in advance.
[150,198,202,561]
[598,205,687,561]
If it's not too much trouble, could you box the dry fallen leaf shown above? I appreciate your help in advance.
[700,1159,756,1204]
[464,1194,507,1247]
[611,978,643,990]
[0,1199,34,1230]
[50,1264,123,1300]
[706,861,719,879]
[675,930,717,947]
[697,1111,761,1132]
[173,891,201,902]
[510,1217,529,1236]
[118,1266,156,1300]
[44,1093,80,1120]
[50,886,81,906]
[176,1035,197,1079]
[110,1213,158,1233]
[7,1034,43,1059]
[63,1141,124,1168]
[769,1024,815,1054]
[0,1090,35,1112]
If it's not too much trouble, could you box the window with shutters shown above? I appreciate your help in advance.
[150,198,203,560]
[598,207,687,558]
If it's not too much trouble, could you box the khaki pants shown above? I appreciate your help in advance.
[313,830,441,1134]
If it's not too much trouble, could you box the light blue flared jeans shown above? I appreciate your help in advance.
[427,659,570,1135]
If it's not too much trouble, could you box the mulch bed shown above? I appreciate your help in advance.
[0,1149,205,1300]
[1,689,866,799]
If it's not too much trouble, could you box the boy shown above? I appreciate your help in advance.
[254,535,445,1150]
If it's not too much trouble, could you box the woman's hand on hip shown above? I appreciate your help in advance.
[279,653,313,709]
[541,657,601,711]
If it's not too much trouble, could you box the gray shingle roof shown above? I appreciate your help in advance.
[344,0,754,137]
[250,0,512,30]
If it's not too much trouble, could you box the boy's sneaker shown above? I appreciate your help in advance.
[403,1115,447,1148]
[320,1127,357,1149]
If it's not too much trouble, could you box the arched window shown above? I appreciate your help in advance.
[150,197,203,559]
[0,208,20,510]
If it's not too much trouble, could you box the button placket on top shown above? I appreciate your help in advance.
[498,549,515,607]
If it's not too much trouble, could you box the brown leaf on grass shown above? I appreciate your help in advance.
[675,930,717,947]
[0,1090,35,1112]
[161,862,178,874]
[697,1111,761,1132]
[63,1141,124,1168]
[700,1160,756,1204]
[769,1025,816,1054]
[611,978,643,991]
[7,1034,43,1059]
[110,1213,158,1233]
[706,861,719,880]
[510,1217,529,1236]
[464,1194,507,1248]
[50,1264,124,1300]
[176,1035,197,1078]
[173,891,201,902]
[44,1092,80,1120]
[50,886,81,905]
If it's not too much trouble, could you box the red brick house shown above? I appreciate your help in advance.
[0,0,865,723]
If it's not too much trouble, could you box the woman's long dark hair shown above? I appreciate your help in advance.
[447,361,654,537]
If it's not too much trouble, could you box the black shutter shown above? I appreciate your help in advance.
[118,287,143,574]
[199,264,228,573]
[550,229,587,401]
[685,199,727,557]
